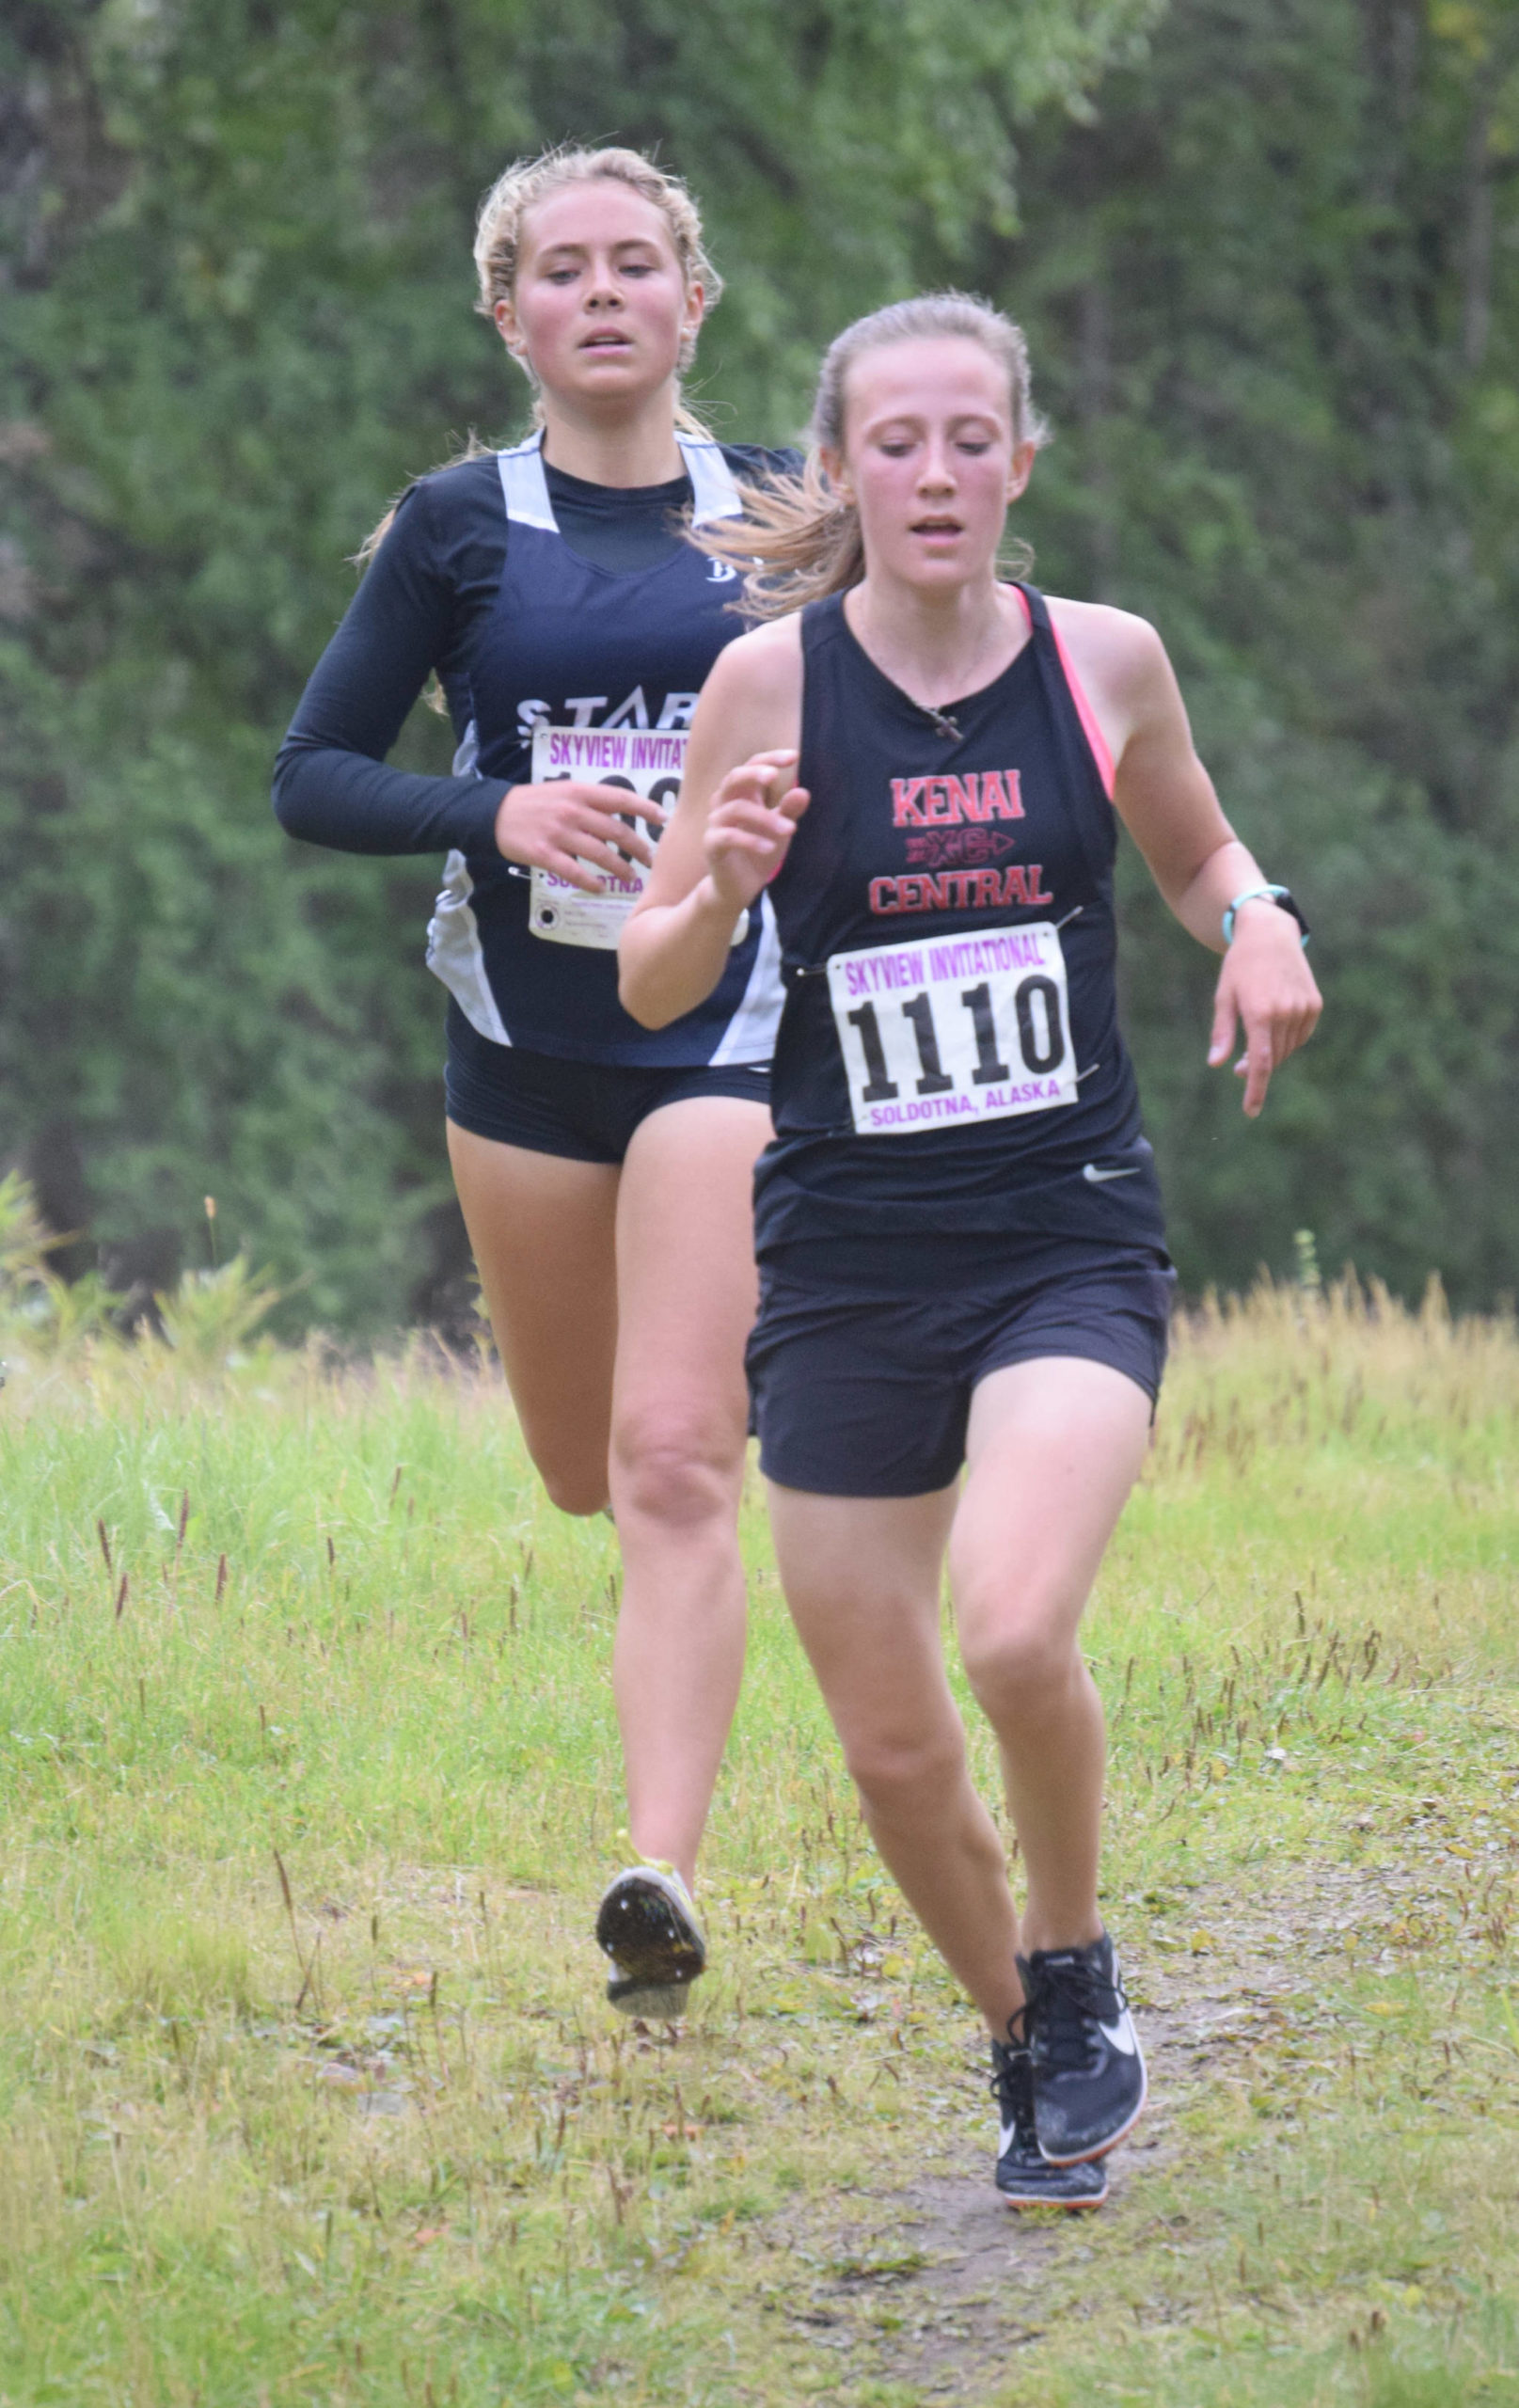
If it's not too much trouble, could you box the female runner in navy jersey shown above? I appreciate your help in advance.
[275,147,797,2019]
[621,293,1321,2204]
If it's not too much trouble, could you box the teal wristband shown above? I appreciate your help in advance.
[1223,884,1309,947]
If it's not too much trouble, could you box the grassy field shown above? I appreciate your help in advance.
[0,1273,1516,2406]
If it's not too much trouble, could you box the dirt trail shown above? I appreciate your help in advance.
[752,1907,1317,2400]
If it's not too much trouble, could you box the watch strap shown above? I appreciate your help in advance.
[1223,884,1310,947]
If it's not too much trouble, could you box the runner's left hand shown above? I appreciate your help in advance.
[704,752,810,913]
[1207,902,1322,1117]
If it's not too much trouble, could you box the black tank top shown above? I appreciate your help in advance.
[752,585,1167,1258]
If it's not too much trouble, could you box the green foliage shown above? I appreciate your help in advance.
[997,0,1519,1302]
[0,1169,58,1290]
[0,1171,281,1366]
[1,0,1158,1332]
[156,1253,283,1368]
[5,0,1519,1321]
[0,1169,124,1354]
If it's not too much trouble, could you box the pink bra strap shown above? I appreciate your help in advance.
[1049,615,1116,800]
[1013,584,1116,800]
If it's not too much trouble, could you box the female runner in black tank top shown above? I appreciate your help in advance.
[623,294,1321,2204]
[275,150,797,2021]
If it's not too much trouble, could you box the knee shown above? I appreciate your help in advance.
[512,1401,610,1516]
[959,1614,1082,1720]
[537,1461,610,1517]
[610,1407,739,1530]
[843,1718,967,1820]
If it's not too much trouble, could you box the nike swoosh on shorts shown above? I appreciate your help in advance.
[1082,1163,1141,1184]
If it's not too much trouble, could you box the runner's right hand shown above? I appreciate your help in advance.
[495,781,665,895]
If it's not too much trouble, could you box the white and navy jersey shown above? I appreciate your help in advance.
[753,586,1168,1256]
[274,433,795,1068]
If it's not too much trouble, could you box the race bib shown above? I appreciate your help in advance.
[527,723,684,949]
[827,923,1078,1136]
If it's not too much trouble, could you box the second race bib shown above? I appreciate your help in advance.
[528,723,685,950]
[827,923,1078,1136]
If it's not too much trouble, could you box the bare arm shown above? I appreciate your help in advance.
[1053,599,1321,1118]
[619,618,806,1028]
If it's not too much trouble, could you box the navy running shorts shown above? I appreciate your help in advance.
[444,1000,771,1164]
[746,1234,1175,1498]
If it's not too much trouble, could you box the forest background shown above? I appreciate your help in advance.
[4,0,1519,1337]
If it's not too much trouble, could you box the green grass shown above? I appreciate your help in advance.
[0,1279,1516,2405]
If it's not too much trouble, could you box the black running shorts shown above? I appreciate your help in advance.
[747,1235,1175,1498]
[445,1000,771,1164]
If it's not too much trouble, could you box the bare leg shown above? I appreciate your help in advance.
[446,1121,619,1515]
[450,1101,766,1889]
[766,1359,1151,2032]
[765,1481,1028,2032]
[609,1096,770,1886]
[952,1357,1152,1956]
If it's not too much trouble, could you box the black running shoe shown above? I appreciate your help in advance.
[1018,1930,1146,2165]
[595,1863,706,2019]
[991,2037,1108,2210]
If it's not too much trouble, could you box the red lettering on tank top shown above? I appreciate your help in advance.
[944,777,979,822]
[891,769,1024,828]
[890,779,930,826]
[976,769,1024,821]
[866,857,1059,910]
[868,863,1054,916]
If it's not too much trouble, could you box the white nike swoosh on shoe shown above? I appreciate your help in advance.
[1099,2016,1139,2055]
[1082,1162,1141,1183]
[998,2121,1019,2154]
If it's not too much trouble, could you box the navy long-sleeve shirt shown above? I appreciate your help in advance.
[273,448,794,857]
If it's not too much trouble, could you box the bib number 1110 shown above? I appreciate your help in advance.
[826,923,1078,1135]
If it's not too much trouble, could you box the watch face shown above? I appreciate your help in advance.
[1265,891,1308,942]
